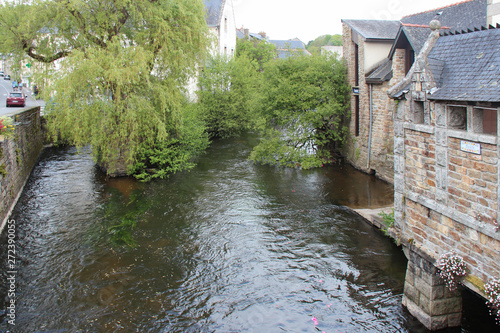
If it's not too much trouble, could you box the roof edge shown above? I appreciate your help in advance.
[401,0,474,19]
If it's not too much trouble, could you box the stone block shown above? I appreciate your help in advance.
[415,276,432,298]
[394,192,404,212]
[394,155,404,174]
[404,280,420,304]
[430,297,462,316]
[419,292,431,314]
[394,120,404,136]
[430,285,445,301]
[435,147,447,167]
[435,103,446,127]
[395,137,405,155]
[430,315,451,331]
[404,296,433,329]
[435,129,447,146]
[447,312,462,327]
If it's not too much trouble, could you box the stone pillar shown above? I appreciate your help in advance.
[402,248,462,330]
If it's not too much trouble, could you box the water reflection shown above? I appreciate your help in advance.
[0,136,497,332]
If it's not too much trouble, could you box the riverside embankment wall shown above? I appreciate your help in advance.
[0,107,43,232]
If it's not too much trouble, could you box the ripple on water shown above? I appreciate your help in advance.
[0,137,497,332]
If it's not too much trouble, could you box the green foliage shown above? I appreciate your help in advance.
[250,53,350,168]
[378,209,395,228]
[236,37,277,71]
[306,34,343,55]
[197,55,262,138]
[0,0,211,179]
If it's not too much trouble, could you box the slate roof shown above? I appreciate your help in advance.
[366,59,393,84]
[236,30,266,40]
[341,20,401,41]
[401,0,487,31]
[427,27,500,102]
[400,25,435,54]
[269,40,307,50]
[268,40,310,59]
[204,0,224,27]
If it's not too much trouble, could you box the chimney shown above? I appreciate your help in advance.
[259,32,267,39]
[488,0,500,25]
[244,28,249,37]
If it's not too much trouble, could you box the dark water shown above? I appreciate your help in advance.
[0,135,497,332]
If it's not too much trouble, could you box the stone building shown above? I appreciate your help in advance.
[388,22,500,330]
[342,0,489,183]
[341,19,401,183]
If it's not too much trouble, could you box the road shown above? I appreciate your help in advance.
[0,75,45,116]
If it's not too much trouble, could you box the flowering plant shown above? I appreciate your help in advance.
[437,251,468,291]
[484,278,500,324]
[0,116,15,139]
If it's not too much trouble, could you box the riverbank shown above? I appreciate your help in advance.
[0,107,43,233]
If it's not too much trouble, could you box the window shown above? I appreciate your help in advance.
[410,101,424,124]
[224,17,228,33]
[473,107,497,135]
[447,105,467,130]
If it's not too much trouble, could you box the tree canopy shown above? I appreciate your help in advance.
[306,34,343,55]
[0,0,211,180]
[250,53,350,168]
[235,37,276,71]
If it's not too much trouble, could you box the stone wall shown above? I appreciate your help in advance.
[0,107,43,231]
[393,93,500,329]
[342,23,396,184]
[402,248,462,330]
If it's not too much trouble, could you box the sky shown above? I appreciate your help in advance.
[232,0,462,43]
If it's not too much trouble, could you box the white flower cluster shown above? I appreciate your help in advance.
[484,278,500,325]
[437,251,468,291]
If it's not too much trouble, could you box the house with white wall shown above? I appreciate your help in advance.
[204,0,237,57]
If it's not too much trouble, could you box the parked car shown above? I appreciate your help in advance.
[4,74,10,80]
[0,71,4,77]
[6,92,26,107]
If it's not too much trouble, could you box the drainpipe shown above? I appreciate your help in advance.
[367,83,373,170]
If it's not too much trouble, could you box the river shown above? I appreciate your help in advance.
[0,134,497,332]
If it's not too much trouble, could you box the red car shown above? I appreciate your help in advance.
[6,92,26,107]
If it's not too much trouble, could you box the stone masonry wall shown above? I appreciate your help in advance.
[342,23,398,184]
[0,107,43,231]
[404,129,436,199]
[394,95,500,303]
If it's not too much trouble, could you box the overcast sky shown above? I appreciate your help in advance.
[232,0,461,42]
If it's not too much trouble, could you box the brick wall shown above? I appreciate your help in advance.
[0,107,43,231]
[404,129,436,199]
[394,97,500,292]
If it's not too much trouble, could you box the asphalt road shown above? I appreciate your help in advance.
[0,76,45,116]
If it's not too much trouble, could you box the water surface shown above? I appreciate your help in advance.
[0,135,497,332]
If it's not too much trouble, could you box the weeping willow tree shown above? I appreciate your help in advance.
[0,0,211,179]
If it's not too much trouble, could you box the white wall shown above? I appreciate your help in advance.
[363,41,393,73]
[217,0,236,57]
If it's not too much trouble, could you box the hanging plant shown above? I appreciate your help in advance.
[484,278,500,325]
[437,251,468,291]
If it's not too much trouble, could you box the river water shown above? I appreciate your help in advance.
[0,135,497,332]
